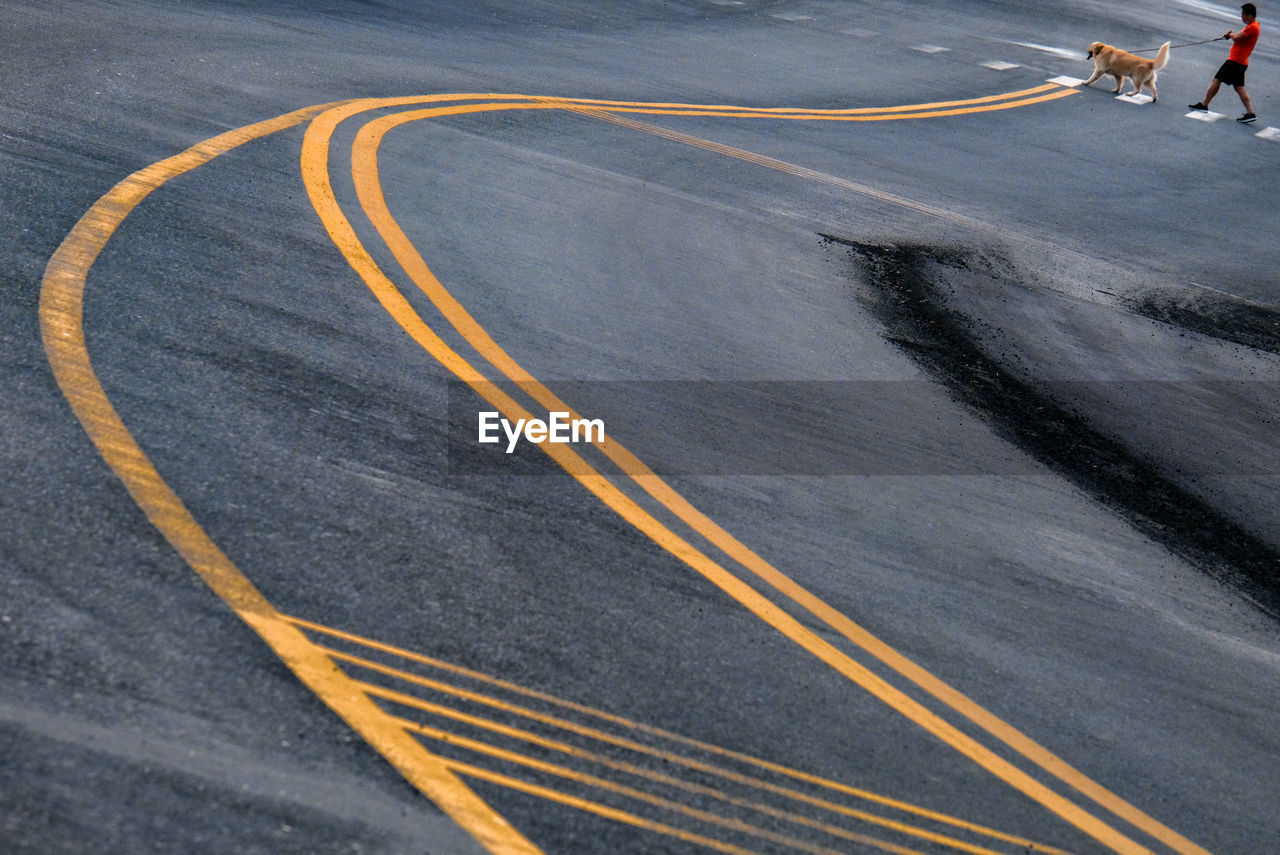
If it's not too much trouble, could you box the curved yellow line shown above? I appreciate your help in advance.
[34,82,1138,855]
[545,89,1077,121]
[538,83,1064,113]
[312,96,1164,855]
[37,103,544,855]
[338,94,1210,855]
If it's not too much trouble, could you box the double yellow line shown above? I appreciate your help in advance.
[540,84,1076,120]
[40,85,1209,855]
[310,91,1208,855]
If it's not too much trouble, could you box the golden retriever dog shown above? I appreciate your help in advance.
[1084,41,1170,101]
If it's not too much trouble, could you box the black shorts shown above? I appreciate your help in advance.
[1215,59,1248,87]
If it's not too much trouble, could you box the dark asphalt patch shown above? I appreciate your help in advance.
[1127,290,1280,357]
[821,234,1280,621]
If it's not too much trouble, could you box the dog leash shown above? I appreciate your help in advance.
[1129,36,1227,52]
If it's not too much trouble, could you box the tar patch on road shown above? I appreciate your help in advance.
[1128,291,1280,357]
[821,234,1280,620]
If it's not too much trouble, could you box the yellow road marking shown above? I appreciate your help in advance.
[330,96,1215,855]
[513,109,1214,855]
[536,83,1066,114]
[449,760,773,855]
[397,715,928,855]
[37,102,544,855]
[363,680,1055,855]
[35,82,1193,855]
[289,614,1076,855]
[531,111,1212,855]
[535,89,1077,121]
[308,95,1168,855]
[334,652,1054,855]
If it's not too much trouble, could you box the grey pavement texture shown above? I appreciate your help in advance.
[3,1,1278,854]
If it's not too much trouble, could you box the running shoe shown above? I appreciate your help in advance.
[1188,102,1209,111]
[1238,113,1258,123]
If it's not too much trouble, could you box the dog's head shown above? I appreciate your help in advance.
[1086,42,1107,60]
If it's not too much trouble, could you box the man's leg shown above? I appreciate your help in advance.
[1193,77,1223,108]
[1202,77,1223,105]
[1236,83,1254,113]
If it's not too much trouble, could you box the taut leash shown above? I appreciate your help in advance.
[1129,36,1227,53]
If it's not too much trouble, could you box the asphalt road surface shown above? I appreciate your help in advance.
[3,1,1279,854]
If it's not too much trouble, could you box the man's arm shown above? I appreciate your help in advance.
[1224,21,1258,41]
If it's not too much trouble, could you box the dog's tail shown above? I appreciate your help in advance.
[1154,41,1171,69]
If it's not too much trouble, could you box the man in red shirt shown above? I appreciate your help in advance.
[1189,3,1261,122]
